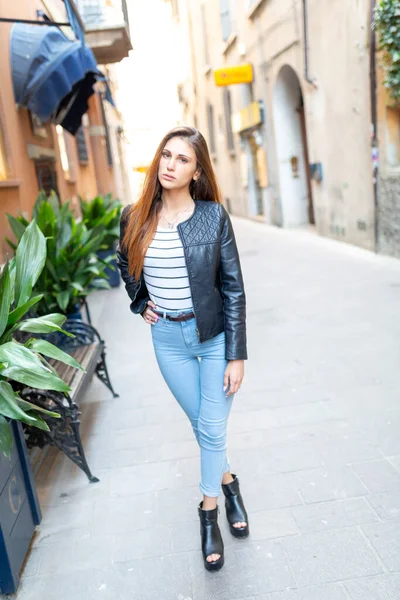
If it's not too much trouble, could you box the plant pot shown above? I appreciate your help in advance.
[67,306,83,320]
[96,248,121,288]
[0,421,41,595]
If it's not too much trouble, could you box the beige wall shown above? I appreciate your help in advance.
[181,0,376,251]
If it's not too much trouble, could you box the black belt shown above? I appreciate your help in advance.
[154,311,195,322]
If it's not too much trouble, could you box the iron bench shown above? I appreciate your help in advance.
[17,319,118,483]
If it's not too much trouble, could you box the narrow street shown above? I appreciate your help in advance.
[13,218,400,600]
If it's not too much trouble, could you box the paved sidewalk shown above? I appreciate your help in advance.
[12,219,400,600]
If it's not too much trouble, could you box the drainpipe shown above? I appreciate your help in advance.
[302,0,316,85]
[370,0,379,250]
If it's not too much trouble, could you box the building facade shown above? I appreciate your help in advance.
[376,54,400,259]
[177,0,385,254]
[0,0,131,262]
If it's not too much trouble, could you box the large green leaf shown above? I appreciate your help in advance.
[36,200,56,235]
[91,279,111,290]
[16,312,67,333]
[97,254,116,266]
[27,339,85,371]
[55,291,71,312]
[7,294,43,327]
[14,318,73,337]
[32,190,48,221]
[94,211,116,229]
[0,262,12,338]
[17,397,60,418]
[15,220,46,308]
[23,412,50,431]
[56,210,73,254]
[86,265,102,276]
[44,258,59,282]
[70,233,105,262]
[0,365,70,392]
[0,416,13,458]
[0,341,47,371]
[5,238,17,252]
[8,259,16,307]
[108,225,120,239]
[7,214,28,242]
[47,191,61,218]
[0,381,36,422]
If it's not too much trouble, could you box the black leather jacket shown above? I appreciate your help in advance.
[116,200,247,360]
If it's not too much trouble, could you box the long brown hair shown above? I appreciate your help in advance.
[122,126,222,279]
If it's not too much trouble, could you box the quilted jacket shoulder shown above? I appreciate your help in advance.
[179,201,222,246]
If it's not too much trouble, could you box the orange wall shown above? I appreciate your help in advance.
[0,0,117,261]
[87,94,117,198]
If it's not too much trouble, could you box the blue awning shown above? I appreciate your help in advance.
[10,20,101,135]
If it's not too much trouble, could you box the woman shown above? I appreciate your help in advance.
[117,126,248,572]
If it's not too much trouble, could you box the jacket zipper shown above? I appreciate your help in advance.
[177,224,200,341]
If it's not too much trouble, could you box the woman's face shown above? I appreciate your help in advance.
[158,136,200,191]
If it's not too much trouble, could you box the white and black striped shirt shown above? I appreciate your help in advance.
[143,227,193,313]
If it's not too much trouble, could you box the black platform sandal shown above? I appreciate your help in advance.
[198,502,224,572]
[222,474,249,538]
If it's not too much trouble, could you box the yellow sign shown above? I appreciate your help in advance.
[214,64,253,87]
[232,101,264,133]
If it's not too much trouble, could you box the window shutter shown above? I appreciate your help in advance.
[100,97,113,168]
[207,103,216,154]
[223,89,235,151]
[219,0,231,42]
[76,126,89,164]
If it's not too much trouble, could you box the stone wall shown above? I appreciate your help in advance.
[377,176,400,258]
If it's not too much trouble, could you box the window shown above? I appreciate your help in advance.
[100,97,114,168]
[56,125,71,180]
[219,0,232,42]
[35,159,59,197]
[76,126,89,164]
[223,88,235,151]
[56,125,76,182]
[207,103,216,154]
[0,95,10,181]
[201,4,210,65]
[0,126,8,181]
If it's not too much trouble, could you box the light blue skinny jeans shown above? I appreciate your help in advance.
[151,310,234,497]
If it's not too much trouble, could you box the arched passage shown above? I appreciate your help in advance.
[273,65,314,227]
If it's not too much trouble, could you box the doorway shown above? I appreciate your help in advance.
[35,159,60,198]
[273,65,314,227]
[248,134,264,217]
[242,130,264,218]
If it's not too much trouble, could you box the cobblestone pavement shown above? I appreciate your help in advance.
[11,219,400,600]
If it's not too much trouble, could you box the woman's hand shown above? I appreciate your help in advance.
[142,300,159,325]
[223,360,244,397]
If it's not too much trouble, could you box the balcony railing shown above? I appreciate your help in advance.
[74,0,132,64]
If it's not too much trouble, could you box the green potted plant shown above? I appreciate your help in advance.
[7,191,113,318]
[79,193,122,287]
[0,219,84,595]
